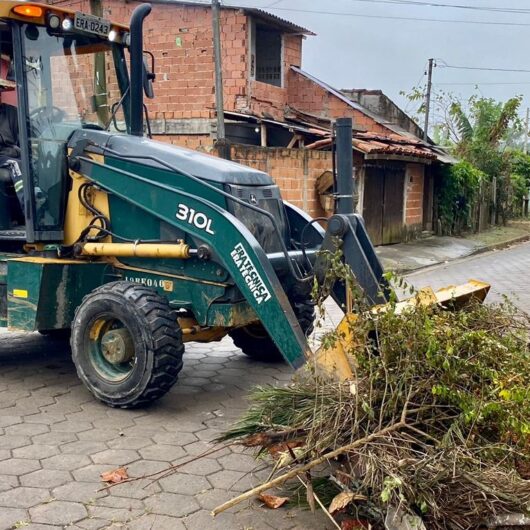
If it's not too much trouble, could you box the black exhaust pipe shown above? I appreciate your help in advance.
[129,3,152,136]
[335,117,355,215]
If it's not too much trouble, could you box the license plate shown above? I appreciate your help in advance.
[74,12,111,37]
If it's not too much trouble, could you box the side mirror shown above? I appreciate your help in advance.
[143,51,155,99]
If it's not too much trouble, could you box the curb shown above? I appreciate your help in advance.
[392,233,530,277]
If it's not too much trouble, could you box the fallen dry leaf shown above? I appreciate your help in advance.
[100,467,128,484]
[329,491,367,514]
[329,491,355,514]
[258,493,289,509]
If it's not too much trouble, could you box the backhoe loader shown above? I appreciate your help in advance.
[0,1,489,407]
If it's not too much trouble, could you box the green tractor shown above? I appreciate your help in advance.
[0,2,489,407]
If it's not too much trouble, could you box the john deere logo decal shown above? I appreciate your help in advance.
[231,243,272,305]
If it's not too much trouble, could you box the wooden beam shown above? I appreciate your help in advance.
[260,123,267,147]
[287,134,300,149]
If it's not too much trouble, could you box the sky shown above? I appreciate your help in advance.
[225,0,530,124]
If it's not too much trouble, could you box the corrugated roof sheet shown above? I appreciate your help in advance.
[143,0,314,35]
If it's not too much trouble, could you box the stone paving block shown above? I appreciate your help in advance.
[91,449,140,466]
[0,506,28,529]
[87,505,144,522]
[107,436,152,450]
[41,453,91,471]
[173,456,222,476]
[218,452,260,473]
[208,469,256,493]
[195,488,240,511]
[0,457,41,475]
[31,431,77,445]
[23,523,64,530]
[181,440,219,457]
[77,428,123,442]
[61,441,108,455]
[138,444,186,462]
[127,513,187,530]
[51,420,93,433]
[107,479,161,500]
[30,500,88,525]
[0,435,31,450]
[73,464,116,482]
[20,469,72,489]
[52,481,105,503]
[13,444,60,460]
[0,449,9,461]
[183,509,240,530]
[24,413,66,425]
[0,415,22,428]
[119,425,163,438]
[159,472,211,495]
[94,495,144,510]
[144,491,200,517]
[152,431,198,446]
[5,423,49,436]
[74,518,112,530]
[0,486,52,509]
[125,459,169,478]
[0,474,18,492]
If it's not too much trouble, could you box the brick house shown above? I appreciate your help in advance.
[52,0,448,245]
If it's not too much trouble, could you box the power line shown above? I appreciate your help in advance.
[436,82,530,86]
[439,63,530,73]
[347,0,530,15]
[260,6,530,26]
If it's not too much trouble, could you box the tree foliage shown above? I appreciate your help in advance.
[437,161,485,234]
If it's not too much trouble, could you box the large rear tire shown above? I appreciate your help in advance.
[71,281,184,408]
[229,298,314,363]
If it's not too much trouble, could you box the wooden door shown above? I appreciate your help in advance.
[362,169,384,246]
[363,165,405,245]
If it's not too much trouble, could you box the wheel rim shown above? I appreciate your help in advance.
[87,315,136,382]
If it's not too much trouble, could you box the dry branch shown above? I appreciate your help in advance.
[212,419,406,516]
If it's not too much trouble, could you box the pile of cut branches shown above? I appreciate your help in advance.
[217,276,530,529]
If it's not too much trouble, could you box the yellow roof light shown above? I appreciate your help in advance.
[13,5,44,18]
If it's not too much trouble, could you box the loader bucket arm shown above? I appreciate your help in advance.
[75,155,309,368]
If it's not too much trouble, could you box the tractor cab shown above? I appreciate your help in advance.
[0,2,131,248]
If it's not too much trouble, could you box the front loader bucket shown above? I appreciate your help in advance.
[312,279,491,381]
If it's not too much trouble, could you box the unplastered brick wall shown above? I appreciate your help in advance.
[405,163,425,228]
[51,0,251,121]
[247,34,303,120]
[225,144,332,217]
[287,69,391,135]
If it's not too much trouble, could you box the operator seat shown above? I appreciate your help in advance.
[0,163,24,238]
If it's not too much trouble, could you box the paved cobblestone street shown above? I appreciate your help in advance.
[0,241,528,530]
[407,241,530,313]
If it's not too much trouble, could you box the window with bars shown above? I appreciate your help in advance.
[251,23,283,87]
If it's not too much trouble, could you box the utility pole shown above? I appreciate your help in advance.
[423,58,434,142]
[523,107,530,155]
[212,0,226,143]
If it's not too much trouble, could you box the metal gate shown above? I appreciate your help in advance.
[362,165,405,245]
